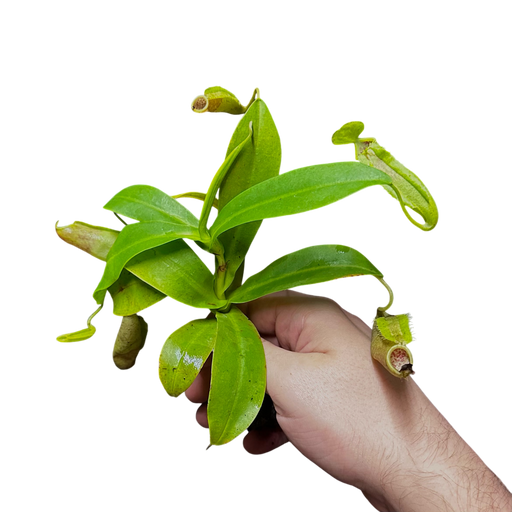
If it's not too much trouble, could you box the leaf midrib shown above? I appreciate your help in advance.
[231,263,379,301]
[107,224,197,268]
[214,318,246,445]
[101,221,194,289]
[213,176,373,237]
[112,193,198,225]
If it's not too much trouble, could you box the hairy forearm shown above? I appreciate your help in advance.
[380,450,512,511]
[375,401,512,512]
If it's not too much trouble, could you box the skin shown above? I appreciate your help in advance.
[186,291,512,512]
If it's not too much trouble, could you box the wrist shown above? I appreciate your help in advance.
[372,401,512,512]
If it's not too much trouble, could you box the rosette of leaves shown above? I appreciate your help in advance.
[56,87,438,446]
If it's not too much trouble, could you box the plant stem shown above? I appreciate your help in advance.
[207,234,228,300]
[376,277,394,314]
[196,111,254,299]
[172,192,218,210]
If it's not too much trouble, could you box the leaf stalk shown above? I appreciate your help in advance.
[198,122,253,241]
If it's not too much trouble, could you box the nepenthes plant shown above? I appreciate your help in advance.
[56,86,438,446]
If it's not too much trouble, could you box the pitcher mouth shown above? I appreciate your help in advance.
[192,95,208,113]
[390,347,409,371]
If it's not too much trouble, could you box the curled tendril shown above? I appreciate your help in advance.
[373,276,396,312]
[171,188,219,212]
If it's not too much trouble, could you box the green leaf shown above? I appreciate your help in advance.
[56,221,214,311]
[108,269,166,316]
[91,240,227,312]
[228,245,383,303]
[104,185,199,226]
[208,307,266,445]
[210,162,392,240]
[126,240,226,309]
[219,100,282,209]
[93,221,201,304]
[217,99,281,293]
[159,319,217,397]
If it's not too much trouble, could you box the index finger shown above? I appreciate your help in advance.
[240,290,355,354]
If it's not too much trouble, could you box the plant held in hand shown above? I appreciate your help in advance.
[56,86,438,445]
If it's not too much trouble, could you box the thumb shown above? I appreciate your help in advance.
[261,338,287,393]
[260,337,310,415]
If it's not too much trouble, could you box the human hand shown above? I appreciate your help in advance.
[185,290,403,504]
[186,291,512,512]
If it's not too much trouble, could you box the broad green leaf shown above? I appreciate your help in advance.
[357,141,441,235]
[108,269,165,316]
[228,245,383,304]
[126,240,225,309]
[159,319,217,397]
[104,185,198,226]
[217,99,281,293]
[219,100,282,208]
[56,220,174,314]
[208,307,266,445]
[56,221,219,310]
[91,236,227,312]
[210,162,392,240]
[93,221,200,304]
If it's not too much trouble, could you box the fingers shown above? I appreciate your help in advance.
[237,290,371,352]
[238,290,300,342]
[185,291,371,455]
[196,403,208,428]
[240,427,289,457]
[184,354,211,403]
[197,400,289,456]
[243,290,324,352]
